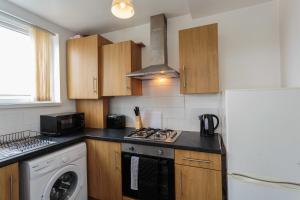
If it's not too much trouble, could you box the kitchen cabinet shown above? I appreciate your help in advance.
[175,150,222,200]
[102,41,142,96]
[76,98,109,128]
[0,163,19,200]
[86,139,122,200]
[179,24,219,94]
[175,165,222,200]
[67,34,111,99]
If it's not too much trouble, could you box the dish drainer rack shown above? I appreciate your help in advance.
[0,130,56,160]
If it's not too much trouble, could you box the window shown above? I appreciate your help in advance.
[0,13,60,105]
[0,23,34,103]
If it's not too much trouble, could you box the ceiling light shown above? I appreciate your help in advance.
[158,77,166,82]
[111,0,135,19]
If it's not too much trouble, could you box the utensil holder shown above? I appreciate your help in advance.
[135,116,143,130]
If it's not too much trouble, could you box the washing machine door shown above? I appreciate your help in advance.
[42,165,83,200]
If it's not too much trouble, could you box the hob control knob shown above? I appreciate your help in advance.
[129,147,135,151]
[157,150,163,155]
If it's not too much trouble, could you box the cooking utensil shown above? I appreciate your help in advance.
[134,106,142,129]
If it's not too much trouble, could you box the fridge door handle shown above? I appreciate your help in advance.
[229,173,300,190]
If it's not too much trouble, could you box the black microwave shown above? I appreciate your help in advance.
[40,112,84,136]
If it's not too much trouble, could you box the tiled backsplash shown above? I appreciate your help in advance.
[110,79,222,132]
[0,105,74,135]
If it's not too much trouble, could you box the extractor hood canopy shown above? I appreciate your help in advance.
[126,14,179,80]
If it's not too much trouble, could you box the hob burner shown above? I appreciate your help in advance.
[125,128,182,143]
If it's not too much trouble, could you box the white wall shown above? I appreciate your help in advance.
[0,1,76,134]
[102,2,281,131]
[278,0,300,87]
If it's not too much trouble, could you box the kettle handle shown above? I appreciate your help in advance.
[212,115,219,130]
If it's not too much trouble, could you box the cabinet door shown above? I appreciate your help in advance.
[102,41,142,96]
[179,24,219,94]
[67,35,99,99]
[175,164,222,200]
[86,139,122,200]
[0,163,19,200]
[86,139,99,199]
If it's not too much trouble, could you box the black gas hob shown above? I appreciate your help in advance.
[124,128,182,143]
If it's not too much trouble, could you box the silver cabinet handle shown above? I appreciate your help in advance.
[114,151,119,170]
[93,77,97,93]
[182,65,187,88]
[180,169,183,198]
[126,78,131,90]
[182,157,212,164]
[9,175,13,200]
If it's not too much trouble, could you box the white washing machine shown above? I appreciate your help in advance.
[21,142,87,200]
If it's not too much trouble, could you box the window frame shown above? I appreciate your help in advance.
[0,13,61,107]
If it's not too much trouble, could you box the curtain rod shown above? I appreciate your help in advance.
[0,9,56,36]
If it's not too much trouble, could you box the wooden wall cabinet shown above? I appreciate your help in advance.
[102,41,142,96]
[67,34,111,99]
[0,163,19,200]
[179,24,219,94]
[86,139,122,200]
[175,150,222,200]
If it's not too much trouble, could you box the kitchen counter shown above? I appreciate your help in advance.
[0,128,224,167]
[83,128,224,154]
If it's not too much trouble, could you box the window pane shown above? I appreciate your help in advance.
[0,26,34,97]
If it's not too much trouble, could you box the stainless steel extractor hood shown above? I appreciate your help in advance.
[126,14,179,80]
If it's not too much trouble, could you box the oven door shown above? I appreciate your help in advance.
[122,152,175,200]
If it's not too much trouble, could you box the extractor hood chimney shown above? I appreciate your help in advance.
[126,14,179,80]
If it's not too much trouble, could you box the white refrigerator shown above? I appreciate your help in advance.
[224,88,300,200]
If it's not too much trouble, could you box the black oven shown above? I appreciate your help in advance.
[122,143,175,200]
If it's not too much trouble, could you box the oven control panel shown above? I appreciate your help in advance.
[122,143,174,159]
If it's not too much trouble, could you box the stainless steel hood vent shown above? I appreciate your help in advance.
[126,14,179,80]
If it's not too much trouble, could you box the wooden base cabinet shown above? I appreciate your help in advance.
[175,165,222,200]
[86,139,122,200]
[0,163,19,200]
[175,150,222,200]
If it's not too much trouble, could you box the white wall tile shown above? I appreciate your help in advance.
[165,118,187,130]
[161,107,185,119]
[185,108,220,120]
[142,79,179,87]
[185,95,221,108]
[110,81,221,131]
[143,85,181,97]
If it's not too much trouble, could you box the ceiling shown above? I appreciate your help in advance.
[188,0,272,18]
[8,0,271,34]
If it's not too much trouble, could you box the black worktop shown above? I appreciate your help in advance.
[0,128,224,167]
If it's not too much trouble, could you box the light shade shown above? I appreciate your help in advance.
[111,0,134,19]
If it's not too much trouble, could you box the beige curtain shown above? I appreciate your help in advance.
[32,27,52,101]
